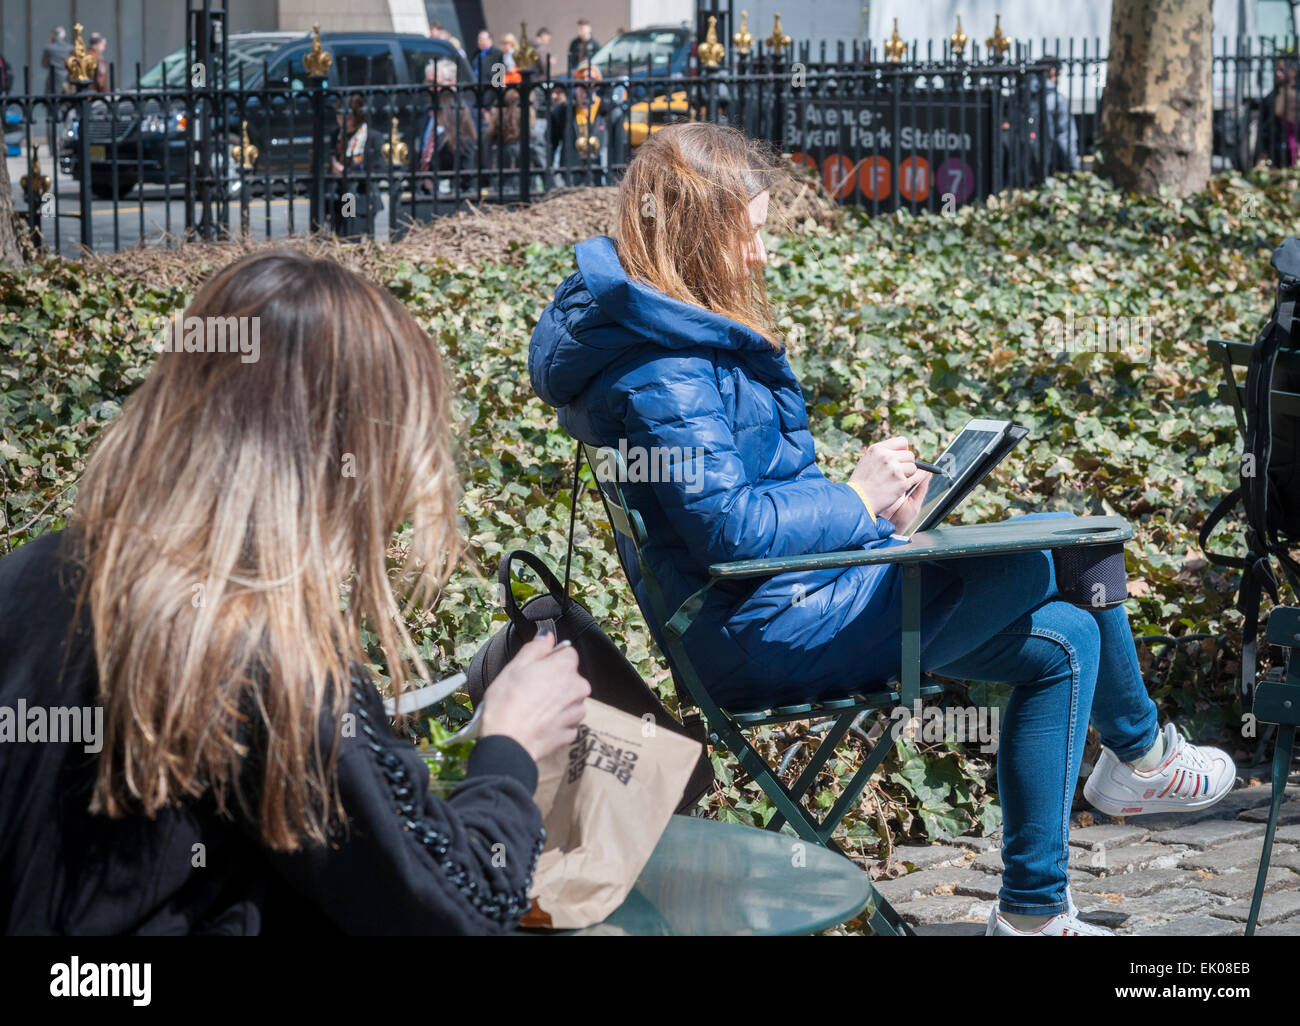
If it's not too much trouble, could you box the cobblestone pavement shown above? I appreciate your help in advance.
[877,779,1300,936]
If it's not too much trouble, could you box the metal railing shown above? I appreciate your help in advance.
[4,24,1298,256]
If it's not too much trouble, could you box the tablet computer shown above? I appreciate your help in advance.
[892,419,1028,539]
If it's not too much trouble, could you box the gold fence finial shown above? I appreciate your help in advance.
[699,15,725,67]
[733,11,754,56]
[515,22,539,72]
[382,116,408,164]
[986,14,1011,59]
[884,17,906,62]
[65,23,98,85]
[950,16,968,57]
[231,120,259,170]
[766,13,791,58]
[22,143,50,196]
[303,24,332,77]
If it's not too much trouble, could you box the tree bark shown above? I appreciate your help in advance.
[1099,0,1213,197]
[0,145,25,268]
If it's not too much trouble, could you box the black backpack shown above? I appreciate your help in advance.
[465,451,714,814]
[1201,237,1300,703]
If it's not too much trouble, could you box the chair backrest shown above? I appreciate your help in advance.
[584,443,649,545]
[582,441,671,627]
[1207,337,1300,428]
[581,441,705,710]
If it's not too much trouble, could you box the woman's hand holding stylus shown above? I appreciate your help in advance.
[849,436,925,517]
[878,467,931,527]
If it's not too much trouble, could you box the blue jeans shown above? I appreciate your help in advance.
[923,515,1160,916]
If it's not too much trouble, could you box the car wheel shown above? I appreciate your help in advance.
[90,176,138,200]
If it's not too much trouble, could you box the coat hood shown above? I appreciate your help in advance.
[529,234,781,409]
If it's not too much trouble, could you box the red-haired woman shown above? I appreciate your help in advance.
[529,121,1234,937]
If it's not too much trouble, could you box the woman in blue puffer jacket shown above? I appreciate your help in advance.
[528,122,1234,936]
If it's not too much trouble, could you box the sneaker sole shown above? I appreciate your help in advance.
[1083,775,1232,817]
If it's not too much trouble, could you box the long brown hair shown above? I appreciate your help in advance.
[613,122,783,344]
[71,249,459,851]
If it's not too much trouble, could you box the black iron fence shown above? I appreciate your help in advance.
[4,29,1299,256]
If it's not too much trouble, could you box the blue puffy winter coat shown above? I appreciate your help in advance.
[529,235,962,711]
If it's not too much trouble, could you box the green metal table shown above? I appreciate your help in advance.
[561,815,873,936]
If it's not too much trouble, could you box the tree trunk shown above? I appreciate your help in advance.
[0,145,25,269]
[1099,0,1213,197]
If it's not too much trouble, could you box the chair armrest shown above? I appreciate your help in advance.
[707,516,1132,581]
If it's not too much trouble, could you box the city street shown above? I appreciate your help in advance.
[5,139,408,257]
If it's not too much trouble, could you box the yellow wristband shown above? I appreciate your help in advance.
[848,481,876,523]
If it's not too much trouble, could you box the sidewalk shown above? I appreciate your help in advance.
[873,779,1300,936]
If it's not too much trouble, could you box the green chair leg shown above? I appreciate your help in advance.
[1246,723,1296,935]
[865,884,917,937]
[765,709,857,835]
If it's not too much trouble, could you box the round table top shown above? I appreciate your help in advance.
[561,814,873,936]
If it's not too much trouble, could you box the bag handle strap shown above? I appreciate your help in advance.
[495,440,584,638]
[563,436,583,600]
[497,549,568,634]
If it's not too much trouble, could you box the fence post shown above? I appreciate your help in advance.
[303,24,332,233]
[733,10,754,136]
[891,71,903,213]
[21,144,50,249]
[767,13,792,148]
[191,2,215,240]
[699,16,725,123]
[232,119,257,237]
[65,24,96,252]
[515,23,538,205]
[991,75,1004,196]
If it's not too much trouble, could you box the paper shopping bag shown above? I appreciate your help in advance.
[519,697,703,930]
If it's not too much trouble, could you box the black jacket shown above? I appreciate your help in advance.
[568,37,599,71]
[470,46,504,82]
[0,531,545,935]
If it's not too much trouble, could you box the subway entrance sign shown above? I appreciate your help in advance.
[783,76,1002,212]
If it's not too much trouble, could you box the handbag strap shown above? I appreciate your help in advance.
[563,436,583,601]
[497,549,568,630]
[493,440,582,638]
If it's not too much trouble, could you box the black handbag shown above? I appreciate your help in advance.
[465,444,714,814]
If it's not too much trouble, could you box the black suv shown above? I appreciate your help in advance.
[63,30,473,199]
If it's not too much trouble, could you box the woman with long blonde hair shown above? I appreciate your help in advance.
[529,121,1233,937]
[0,249,588,934]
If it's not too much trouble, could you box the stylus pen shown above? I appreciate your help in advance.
[913,460,945,475]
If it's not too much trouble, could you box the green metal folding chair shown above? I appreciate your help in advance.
[1206,336,1300,935]
[579,439,1132,936]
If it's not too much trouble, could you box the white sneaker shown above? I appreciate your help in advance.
[985,904,1112,936]
[1084,722,1234,817]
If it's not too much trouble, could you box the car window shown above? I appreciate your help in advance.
[138,40,282,88]
[332,41,398,87]
[401,40,469,84]
[224,42,284,87]
[138,47,189,88]
[265,44,312,91]
[594,31,682,72]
